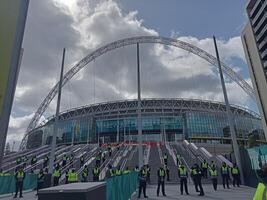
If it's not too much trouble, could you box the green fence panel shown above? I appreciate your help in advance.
[0,174,37,195]
[106,172,138,200]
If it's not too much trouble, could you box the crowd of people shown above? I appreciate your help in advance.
[137,153,242,199]
[0,147,243,199]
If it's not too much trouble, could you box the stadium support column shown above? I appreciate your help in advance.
[213,36,244,183]
[48,48,65,174]
[137,43,143,168]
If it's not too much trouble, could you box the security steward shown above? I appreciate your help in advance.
[163,153,168,166]
[254,163,267,200]
[138,165,148,198]
[82,165,89,182]
[178,164,189,195]
[106,165,114,178]
[93,166,100,181]
[31,156,37,165]
[123,167,131,174]
[68,169,78,183]
[53,166,61,186]
[80,155,85,167]
[231,163,241,187]
[221,162,230,189]
[43,155,49,167]
[14,167,25,198]
[176,153,181,166]
[157,165,167,197]
[115,166,122,176]
[209,166,218,191]
[191,164,204,196]
[37,169,45,194]
[201,160,208,178]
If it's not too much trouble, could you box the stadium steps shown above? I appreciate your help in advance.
[148,145,162,184]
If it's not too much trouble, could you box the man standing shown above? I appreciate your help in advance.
[178,164,189,195]
[209,166,218,191]
[53,166,61,186]
[191,164,204,196]
[14,167,25,198]
[43,155,49,168]
[82,165,88,182]
[221,162,230,189]
[165,165,170,181]
[93,165,100,181]
[37,169,44,194]
[80,155,85,167]
[231,163,241,187]
[176,153,181,166]
[68,169,78,184]
[163,153,168,166]
[106,165,114,178]
[201,160,208,178]
[138,165,148,199]
[157,165,167,197]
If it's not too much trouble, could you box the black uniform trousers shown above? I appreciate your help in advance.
[180,178,189,194]
[202,168,208,178]
[194,177,204,195]
[93,176,99,181]
[222,175,230,188]
[138,181,147,198]
[53,177,59,186]
[15,181,23,197]
[211,178,217,190]
[232,174,240,187]
[157,180,166,196]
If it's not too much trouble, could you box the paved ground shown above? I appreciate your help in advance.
[131,184,256,200]
[0,184,255,200]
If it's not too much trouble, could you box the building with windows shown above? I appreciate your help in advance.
[241,0,267,138]
[21,98,264,149]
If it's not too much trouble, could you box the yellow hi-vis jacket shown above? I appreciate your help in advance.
[253,182,267,200]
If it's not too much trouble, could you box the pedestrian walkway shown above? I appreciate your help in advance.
[132,184,255,200]
[0,191,36,200]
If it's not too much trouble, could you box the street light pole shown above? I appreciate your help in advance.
[213,36,244,183]
[137,43,143,168]
[48,48,65,174]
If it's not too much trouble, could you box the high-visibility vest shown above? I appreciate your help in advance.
[80,157,84,161]
[179,168,187,177]
[210,169,218,177]
[82,169,88,177]
[135,168,139,172]
[68,172,78,182]
[116,169,121,175]
[176,154,180,159]
[232,167,239,175]
[253,182,267,200]
[192,169,197,175]
[93,168,99,175]
[109,169,114,176]
[164,155,168,160]
[159,169,165,177]
[0,173,4,176]
[202,162,208,168]
[53,170,61,177]
[123,170,130,174]
[141,169,147,177]
[221,166,228,174]
[16,171,24,178]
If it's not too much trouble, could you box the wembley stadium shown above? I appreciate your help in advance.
[21,98,264,150]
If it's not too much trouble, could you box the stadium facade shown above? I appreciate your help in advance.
[22,98,264,149]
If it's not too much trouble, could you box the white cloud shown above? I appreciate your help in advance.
[7,0,254,148]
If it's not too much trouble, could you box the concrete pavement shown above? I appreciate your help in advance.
[132,184,255,200]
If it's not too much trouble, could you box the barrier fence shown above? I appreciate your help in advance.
[0,174,37,195]
[106,172,138,200]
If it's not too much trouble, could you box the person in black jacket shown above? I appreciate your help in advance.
[157,165,167,197]
[191,164,204,196]
[138,166,148,198]
[36,169,44,194]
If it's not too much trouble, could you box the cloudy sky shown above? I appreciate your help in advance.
[7,0,253,148]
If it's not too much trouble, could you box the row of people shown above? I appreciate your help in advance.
[138,161,242,199]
